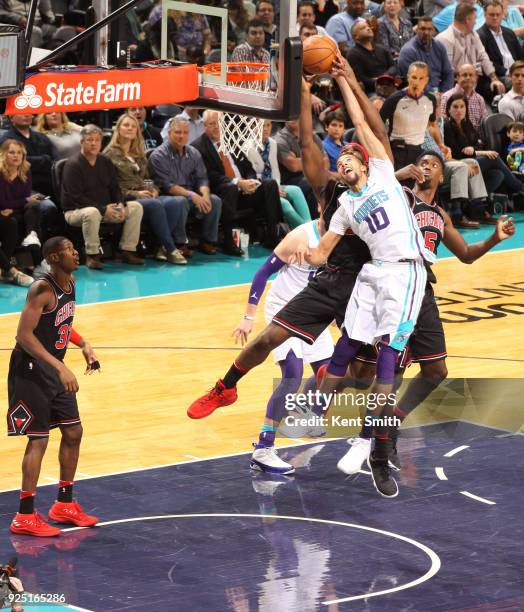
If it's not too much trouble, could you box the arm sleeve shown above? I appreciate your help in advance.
[248,252,286,305]
[329,204,352,236]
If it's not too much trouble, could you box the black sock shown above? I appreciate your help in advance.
[373,433,391,462]
[19,491,35,514]
[222,362,248,389]
[57,480,74,503]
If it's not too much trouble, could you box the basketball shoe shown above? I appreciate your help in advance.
[367,453,399,498]
[337,437,372,475]
[10,512,61,537]
[388,430,401,471]
[187,380,238,419]
[48,501,98,527]
[250,445,295,475]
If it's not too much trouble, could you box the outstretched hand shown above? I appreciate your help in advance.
[496,214,515,241]
[233,319,254,346]
[288,244,311,267]
[330,53,357,85]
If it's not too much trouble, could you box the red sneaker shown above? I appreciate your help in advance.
[10,512,61,537]
[48,501,98,527]
[187,379,238,419]
[316,363,328,387]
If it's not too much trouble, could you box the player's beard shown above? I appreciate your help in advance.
[342,169,360,187]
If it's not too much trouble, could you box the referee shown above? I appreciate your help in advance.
[380,61,451,170]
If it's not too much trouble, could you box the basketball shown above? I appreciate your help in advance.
[302,35,338,75]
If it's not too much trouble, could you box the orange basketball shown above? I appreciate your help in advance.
[302,35,338,75]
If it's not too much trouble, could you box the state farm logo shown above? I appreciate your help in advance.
[12,79,141,111]
[14,84,43,110]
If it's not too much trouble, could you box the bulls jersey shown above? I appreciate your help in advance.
[30,274,76,361]
[330,158,434,264]
[322,180,370,272]
[268,221,321,304]
[408,189,445,284]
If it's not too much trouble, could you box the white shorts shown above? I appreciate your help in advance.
[265,294,334,364]
[343,260,427,350]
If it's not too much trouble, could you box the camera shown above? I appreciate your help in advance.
[0,558,18,607]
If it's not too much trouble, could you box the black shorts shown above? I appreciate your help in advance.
[7,350,80,438]
[355,283,447,368]
[272,267,359,345]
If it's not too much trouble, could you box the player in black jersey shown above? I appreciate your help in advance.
[7,237,100,537]
[336,151,516,475]
[187,65,394,420]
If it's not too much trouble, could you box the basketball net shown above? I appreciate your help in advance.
[201,62,269,158]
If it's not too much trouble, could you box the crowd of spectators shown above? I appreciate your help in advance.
[1,0,524,286]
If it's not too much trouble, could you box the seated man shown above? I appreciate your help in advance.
[499,60,524,119]
[192,110,284,251]
[128,106,163,149]
[61,125,145,270]
[275,119,327,217]
[231,18,271,64]
[148,116,222,257]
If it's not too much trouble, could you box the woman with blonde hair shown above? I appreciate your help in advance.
[35,112,82,160]
[0,140,42,286]
[103,113,188,264]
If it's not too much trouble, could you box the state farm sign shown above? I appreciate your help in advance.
[5,64,198,115]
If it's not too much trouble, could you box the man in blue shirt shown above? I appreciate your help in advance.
[326,0,366,54]
[398,16,454,92]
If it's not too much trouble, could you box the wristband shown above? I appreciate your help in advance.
[69,328,83,346]
[244,315,254,321]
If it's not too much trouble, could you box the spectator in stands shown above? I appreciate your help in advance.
[325,0,366,54]
[296,1,329,37]
[444,92,524,200]
[398,16,454,93]
[436,3,506,101]
[247,120,311,228]
[275,119,326,217]
[315,0,339,28]
[506,121,524,172]
[1,114,60,240]
[161,106,204,144]
[192,110,283,251]
[228,0,251,45]
[35,113,82,160]
[104,114,189,265]
[499,60,524,119]
[377,0,414,60]
[500,0,524,37]
[322,109,347,173]
[374,73,401,99]
[423,0,453,20]
[128,106,163,149]
[433,0,483,33]
[347,20,397,95]
[300,23,319,41]
[0,140,42,285]
[172,1,211,61]
[231,18,271,63]
[256,0,278,49]
[381,62,450,170]
[61,124,145,270]
[0,0,55,47]
[478,0,524,90]
[440,63,489,130]
[149,116,222,257]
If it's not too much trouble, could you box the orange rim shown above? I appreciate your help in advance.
[199,62,269,83]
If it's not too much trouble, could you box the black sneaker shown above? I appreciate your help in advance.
[367,453,399,498]
[388,430,401,472]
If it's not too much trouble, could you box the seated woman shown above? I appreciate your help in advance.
[103,113,188,264]
[0,140,42,286]
[377,0,414,61]
[247,120,311,229]
[444,93,524,221]
[35,112,82,160]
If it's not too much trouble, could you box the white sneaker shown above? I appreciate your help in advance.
[2,269,33,287]
[21,231,41,247]
[167,249,187,265]
[250,445,295,475]
[33,260,51,278]
[337,437,372,475]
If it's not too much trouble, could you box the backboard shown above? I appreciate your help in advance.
[159,0,302,120]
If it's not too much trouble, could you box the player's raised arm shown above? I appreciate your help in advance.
[16,282,79,392]
[441,210,515,263]
[299,77,330,202]
[331,58,389,161]
[233,227,311,345]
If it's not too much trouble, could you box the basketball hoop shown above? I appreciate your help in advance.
[200,61,269,158]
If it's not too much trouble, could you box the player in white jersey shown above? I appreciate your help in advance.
[293,57,430,498]
[233,220,334,474]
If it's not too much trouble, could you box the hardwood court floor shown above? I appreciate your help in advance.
[0,249,522,491]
